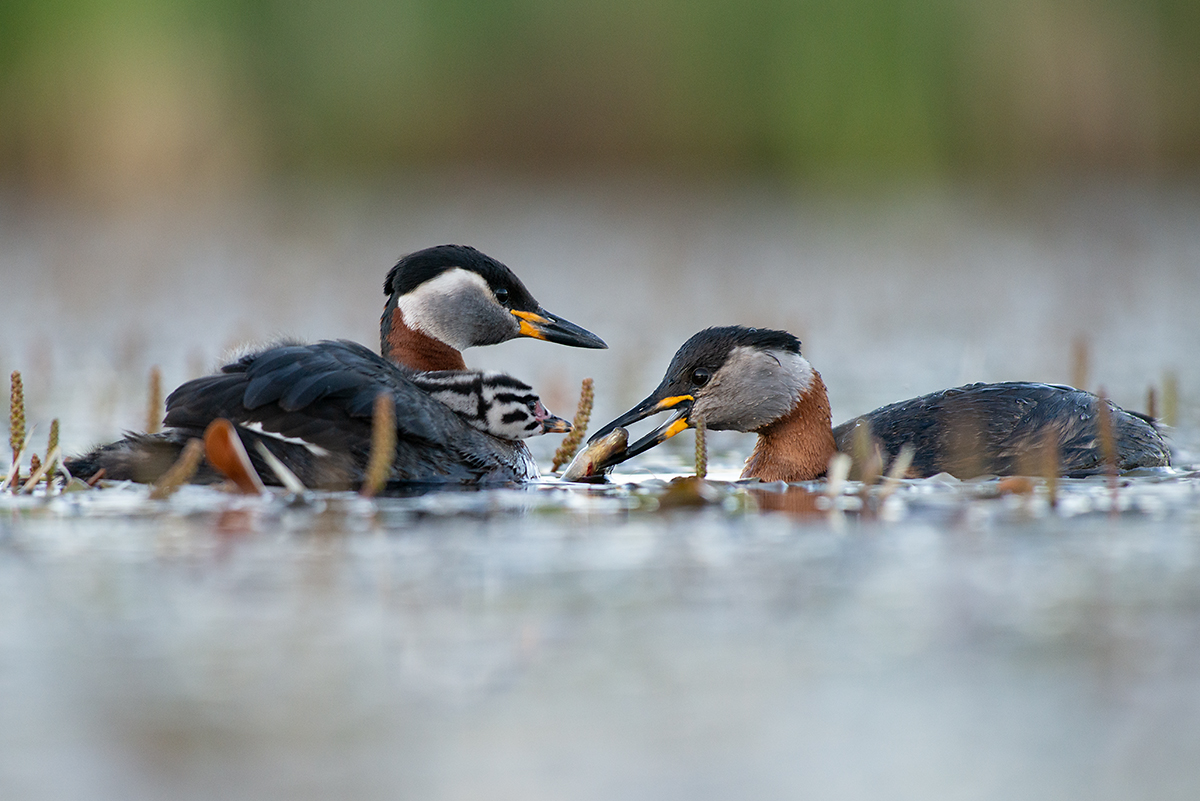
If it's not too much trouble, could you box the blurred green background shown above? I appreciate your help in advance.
[2,0,1197,198]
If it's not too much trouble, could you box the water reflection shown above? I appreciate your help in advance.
[4,472,1200,799]
[748,484,828,517]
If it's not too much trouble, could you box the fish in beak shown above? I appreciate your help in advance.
[586,392,695,471]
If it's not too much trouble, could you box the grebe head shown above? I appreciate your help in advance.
[589,326,814,464]
[410,370,572,440]
[381,245,606,361]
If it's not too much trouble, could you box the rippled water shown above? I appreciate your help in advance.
[3,178,1200,799]
[5,468,1200,800]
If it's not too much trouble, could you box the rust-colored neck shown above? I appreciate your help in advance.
[382,308,467,372]
[741,370,837,482]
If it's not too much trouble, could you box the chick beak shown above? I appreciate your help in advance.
[534,401,573,435]
[588,393,694,470]
[511,308,607,349]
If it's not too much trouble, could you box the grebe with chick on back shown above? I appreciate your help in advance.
[582,326,1170,481]
[67,245,607,489]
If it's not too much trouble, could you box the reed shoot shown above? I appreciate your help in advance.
[1040,427,1060,511]
[694,413,707,479]
[149,439,203,500]
[1071,336,1090,390]
[850,420,881,485]
[361,392,396,497]
[10,371,25,477]
[146,366,162,434]
[45,419,59,487]
[1163,371,1179,427]
[1096,389,1119,514]
[551,378,594,472]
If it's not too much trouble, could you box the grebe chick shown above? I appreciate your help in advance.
[409,370,571,439]
[66,245,604,489]
[587,326,1170,481]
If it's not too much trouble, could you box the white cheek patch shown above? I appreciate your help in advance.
[772,349,815,397]
[701,347,814,431]
[395,268,492,350]
[240,422,331,457]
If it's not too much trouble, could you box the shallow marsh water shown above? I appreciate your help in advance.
[3,178,1200,799]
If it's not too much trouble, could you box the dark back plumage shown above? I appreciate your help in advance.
[157,340,537,488]
[832,382,1170,478]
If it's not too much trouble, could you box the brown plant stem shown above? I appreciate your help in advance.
[694,414,707,479]
[146,366,163,434]
[551,378,594,472]
[361,392,396,497]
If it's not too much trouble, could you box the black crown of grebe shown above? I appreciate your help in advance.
[587,326,1170,481]
[66,245,605,489]
[379,244,605,371]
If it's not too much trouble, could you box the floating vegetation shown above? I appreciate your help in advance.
[361,392,396,498]
[146,366,162,434]
[657,475,720,509]
[551,378,594,472]
[149,438,204,500]
[694,413,707,479]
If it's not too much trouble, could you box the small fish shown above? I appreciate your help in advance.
[561,427,629,482]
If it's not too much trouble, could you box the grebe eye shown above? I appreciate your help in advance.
[494,287,509,304]
[690,368,711,387]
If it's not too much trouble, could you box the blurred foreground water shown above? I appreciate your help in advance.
[3,177,1200,799]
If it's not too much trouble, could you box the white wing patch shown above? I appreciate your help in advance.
[240,422,332,457]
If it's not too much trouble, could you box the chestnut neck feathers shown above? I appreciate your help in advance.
[741,369,836,482]
[382,308,468,371]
